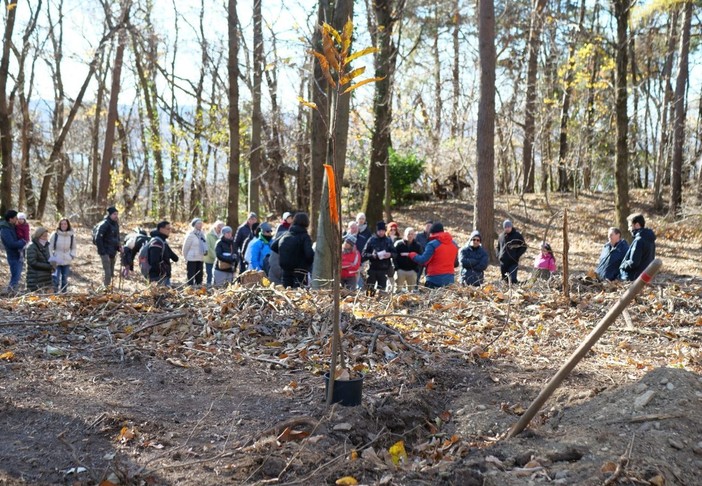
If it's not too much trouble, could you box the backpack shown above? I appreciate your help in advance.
[138,237,165,278]
[91,221,103,246]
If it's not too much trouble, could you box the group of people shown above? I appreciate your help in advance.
[0,205,657,294]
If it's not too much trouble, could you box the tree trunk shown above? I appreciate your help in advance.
[451,0,460,138]
[227,0,240,229]
[0,1,18,215]
[331,0,354,185]
[522,0,547,194]
[613,0,630,237]
[475,0,496,261]
[668,0,692,219]
[249,0,263,215]
[362,0,405,228]
[98,19,129,211]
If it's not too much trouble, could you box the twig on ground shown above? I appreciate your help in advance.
[125,311,188,338]
[370,320,428,355]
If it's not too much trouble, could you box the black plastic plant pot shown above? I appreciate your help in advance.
[323,372,364,406]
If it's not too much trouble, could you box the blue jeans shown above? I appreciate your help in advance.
[205,262,214,286]
[53,265,70,293]
[7,258,22,291]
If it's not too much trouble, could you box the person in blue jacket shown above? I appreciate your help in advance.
[249,222,273,271]
[0,210,28,293]
[595,227,629,281]
[620,213,656,281]
[460,230,489,286]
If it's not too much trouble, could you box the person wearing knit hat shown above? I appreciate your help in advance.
[0,210,27,292]
[183,217,207,286]
[497,219,526,284]
[275,212,294,238]
[234,212,259,273]
[213,226,236,286]
[204,221,225,286]
[460,230,488,286]
[95,205,122,288]
[14,212,30,248]
[361,220,396,295]
[393,227,422,291]
[25,227,53,292]
[401,221,459,288]
[248,222,273,272]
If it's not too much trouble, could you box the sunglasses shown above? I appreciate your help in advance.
[471,238,481,242]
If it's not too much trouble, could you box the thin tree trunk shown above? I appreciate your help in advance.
[522,0,547,194]
[668,0,692,219]
[0,0,18,215]
[227,0,240,229]
[249,0,263,215]
[613,0,630,237]
[475,0,496,261]
[451,0,460,138]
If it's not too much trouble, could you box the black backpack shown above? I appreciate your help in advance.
[91,221,103,246]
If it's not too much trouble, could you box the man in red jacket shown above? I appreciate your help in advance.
[402,222,458,288]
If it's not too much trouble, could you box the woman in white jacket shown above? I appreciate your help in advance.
[182,218,208,286]
[49,218,76,293]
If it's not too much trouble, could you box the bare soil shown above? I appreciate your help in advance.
[1,190,701,485]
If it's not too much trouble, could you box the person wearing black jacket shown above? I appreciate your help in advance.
[234,212,258,273]
[214,226,237,286]
[271,212,314,289]
[362,221,397,295]
[497,220,527,284]
[95,207,122,287]
[619,213,657,281]
[147,221,179,286]
[393,227,421,291]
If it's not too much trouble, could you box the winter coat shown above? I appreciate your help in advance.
[271,224,314,272]
[356,225,372,253]
[215,237,237,272]
[415,231,431,252]
[182,229,207,262]
[620,228,656,281]
[410,231,459,287]
[341,247,361,279]
[460,244,489,286]
[15,222,30,243]
[497,229,527,267]
[267,247,283,284]
[596,240,629,281]
[204,228,220,265]
[95,217,121,257]
[534,253,557,272]
[0,220,26,261]
[362,234,397,272]
[147,230,179,281]
[275,221,291,238]
[26,239,53,291]
[393,239,421,272]
[234,223,254,253]
[49,230,76,266]
[249,235,271,271]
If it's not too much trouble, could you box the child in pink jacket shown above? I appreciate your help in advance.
[15,212,30,261]
[534,242,556,279]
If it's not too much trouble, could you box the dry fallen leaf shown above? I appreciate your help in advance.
[335,476,358,485]
[600,461,617,473]
[649,474,665,486]
[117,426,136,443]
[389,440,408,465]
[276,426,310,443]
[0,350,15,361]
[165,358,188,368]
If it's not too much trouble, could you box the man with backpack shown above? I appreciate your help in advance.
[121,228,149,276]
[271,212,314,289]
[145,221,179,286]
[94,207,122,288]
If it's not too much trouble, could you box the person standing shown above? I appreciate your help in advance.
[275,212,293,238]
[204,221,224,287]
[404,222,459,288]
[497,220,527,284]
[595,227,629,281]
[234,212,258,273]
[271,212,314,289]
[619,213,656,281]
[533,242,557,280]
[147,221,179,286]
[249,222,273,271]
[414,220,433,286]
[341,234,361,290]
[49,218,76,293]
[0,210,28,293]
[460,230,489,286]
[393,227,421,291]
[361,221,397,295]
[15,213,30,253]
[182,218,208,286]
[26,227,53,293]
[95,207,122,288]
[214,226,237,286]
[356,212,372,251]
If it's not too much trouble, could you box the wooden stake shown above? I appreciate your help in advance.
[507,258,662,438]
[563,210,569,298]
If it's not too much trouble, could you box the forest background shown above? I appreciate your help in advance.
[0,0,700,253]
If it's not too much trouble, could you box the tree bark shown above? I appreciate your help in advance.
[613,0,630,237]
[475,0,496,261]
[249,0,263,215]
[451,0,460,139]
[227,0,240,229]
[0,0,18,215]
[522,0,547,194]
[668,0,692,219]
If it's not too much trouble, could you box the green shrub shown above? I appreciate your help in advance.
[389,148,425,204]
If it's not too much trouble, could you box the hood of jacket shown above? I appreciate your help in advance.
[288,224,308,236]
[431,231,454,245]
[634,227,656,242]
[0,220,13,231]
[150,229,169,240]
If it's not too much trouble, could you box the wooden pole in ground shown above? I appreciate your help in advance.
[562,210,569,299]
[507,258,663,438]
